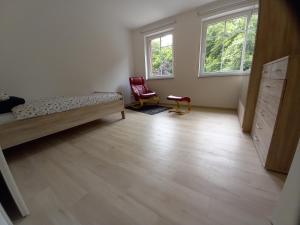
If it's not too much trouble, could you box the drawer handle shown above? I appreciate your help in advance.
[256,124,262,129]
[265,85,271,88]
[260,111,265,117]
[275,69,282,72]
[253,135,259,142]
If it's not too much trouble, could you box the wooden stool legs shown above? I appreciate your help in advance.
[169,101,191,114]
[167,95,191,115]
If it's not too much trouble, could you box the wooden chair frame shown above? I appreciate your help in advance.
[139,96,160,107]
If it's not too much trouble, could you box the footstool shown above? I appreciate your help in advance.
[167,95,191,114]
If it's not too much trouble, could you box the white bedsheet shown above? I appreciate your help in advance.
[0,113,16,125]
[12,92,122,120]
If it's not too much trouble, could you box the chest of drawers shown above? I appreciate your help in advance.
[252,57,288,168]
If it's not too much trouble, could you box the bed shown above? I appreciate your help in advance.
[0,92,125,150]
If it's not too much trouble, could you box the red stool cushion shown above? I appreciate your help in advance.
[167,95,191,102]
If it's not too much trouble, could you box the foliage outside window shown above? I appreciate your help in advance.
[145,31,174,79]
[200,10,258,76]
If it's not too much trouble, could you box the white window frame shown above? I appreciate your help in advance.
[198,7,258,77]
[144,28,174,80]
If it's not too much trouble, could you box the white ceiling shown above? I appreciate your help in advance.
[0,0,217,30]
[102,0,217,29]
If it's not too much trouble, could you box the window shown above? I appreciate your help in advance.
[145,30,174,79]
[199,9,258,76]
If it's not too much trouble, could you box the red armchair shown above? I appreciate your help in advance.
[129,76,160,107]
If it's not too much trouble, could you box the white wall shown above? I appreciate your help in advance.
[132,0,258,109]
[272,139,300,225]
[0,0,133,103]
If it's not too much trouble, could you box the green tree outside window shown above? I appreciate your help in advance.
[150,34,173,76]
[203,12,258,74]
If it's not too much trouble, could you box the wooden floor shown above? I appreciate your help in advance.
[4,108,285,225]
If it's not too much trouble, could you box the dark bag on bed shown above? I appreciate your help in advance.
[0,96,25,114]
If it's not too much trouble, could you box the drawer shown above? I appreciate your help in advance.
[252,125,267,165]
[270,58,288,79]
[257,79,285,122]
[259,96,281,119]
[261,79,285,99]
[257,78,267,99]
[252,113,274,165]
[256,100,277,130]
[262,64,272,78]
[253,113,273,150]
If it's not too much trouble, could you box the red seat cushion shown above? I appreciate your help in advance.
[141,92,157,99]
[167,95,191,102]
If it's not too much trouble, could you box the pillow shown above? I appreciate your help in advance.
[0,92,9,102]
[0,97,25,114]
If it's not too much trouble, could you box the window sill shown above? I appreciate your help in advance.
[199,72,250,78]
[146,76,174,80]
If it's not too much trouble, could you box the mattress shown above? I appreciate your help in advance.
[0,113,16,125]
[12,92,123,120]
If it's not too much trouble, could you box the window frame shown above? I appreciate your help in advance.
[199,8,258,78]
[144,28,175,80]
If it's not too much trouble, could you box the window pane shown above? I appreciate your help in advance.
[248,13,258,31]
[204,21,225,72]
[151,38,161,76]
[204,37,222,72]
[243,13,258,71]
[206,21,225,40]
[201,12,258,75]
[160,46,173,76]
[225,16,246,35]
[149,34,174,76]
[161,34,173,47]
[204,21,224,72]
[222,32,245,71]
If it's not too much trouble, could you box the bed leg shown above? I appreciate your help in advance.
[121,110,125,119]
[0,146,30,217]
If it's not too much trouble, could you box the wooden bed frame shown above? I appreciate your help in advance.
[0,95,124,219]
[0,98,125,150]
